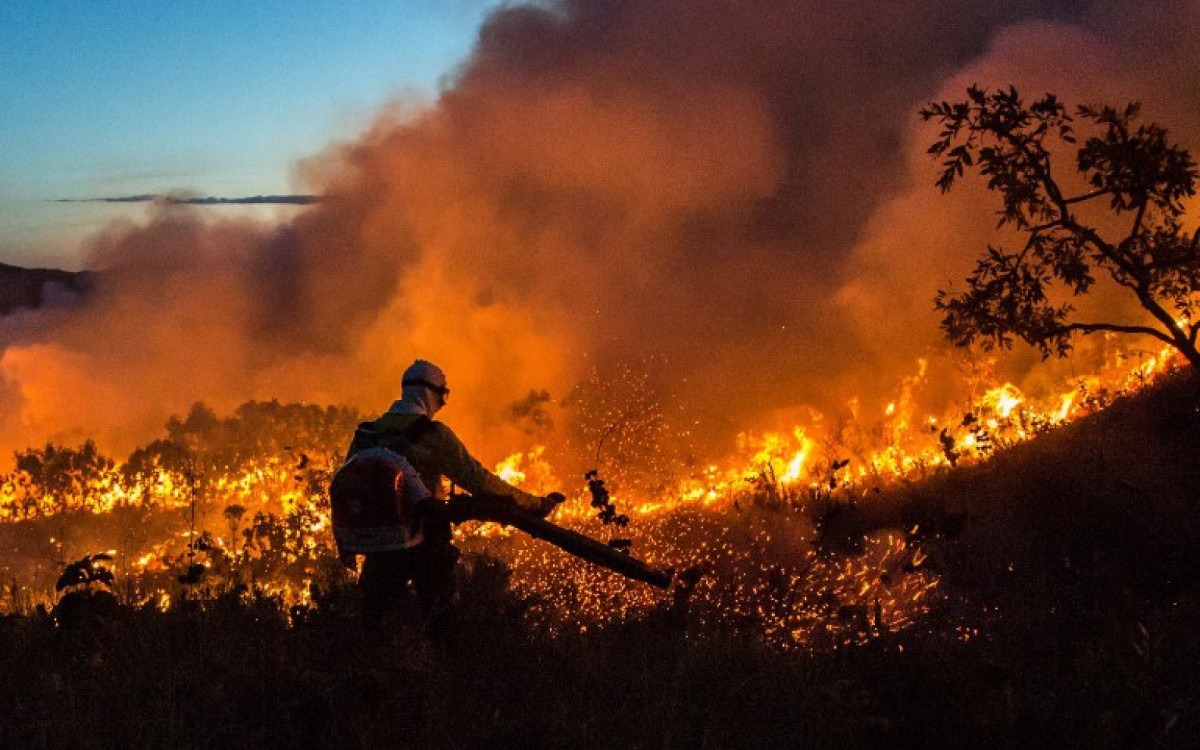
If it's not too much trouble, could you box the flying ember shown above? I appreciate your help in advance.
[0,342,1183,648]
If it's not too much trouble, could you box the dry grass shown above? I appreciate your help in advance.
[1,374,1198,748]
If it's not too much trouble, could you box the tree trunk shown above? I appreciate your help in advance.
[1175,336,1200,377]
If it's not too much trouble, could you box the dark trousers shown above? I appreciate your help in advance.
[359,502,458,633]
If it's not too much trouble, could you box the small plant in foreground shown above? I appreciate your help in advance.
[54,552,120,629]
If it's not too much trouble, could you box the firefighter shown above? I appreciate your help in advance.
[346,359,563,631]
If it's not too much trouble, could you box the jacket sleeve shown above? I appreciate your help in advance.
[423,422,544,512]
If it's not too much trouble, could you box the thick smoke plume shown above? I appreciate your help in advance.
[2,0,1199,466]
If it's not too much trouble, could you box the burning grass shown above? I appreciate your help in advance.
[0,353,1197,746]
[0,344,1186,646]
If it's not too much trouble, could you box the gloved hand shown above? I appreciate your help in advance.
[531,491,566,519]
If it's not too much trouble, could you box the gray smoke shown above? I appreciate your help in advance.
[2,0,1197,465]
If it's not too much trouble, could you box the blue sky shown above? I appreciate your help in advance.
[0,0,504,268]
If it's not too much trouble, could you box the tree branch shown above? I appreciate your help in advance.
[1003,126,1146,285]
[1129,199,1148,239]
[985,125,1142,288]
[1069,219,1146,285]
[1028,219,1065,233]
[1062,189,1114,205]
[982,124,1148,290]
[1106,270,1142,292]
[1133,286,1198,350]
[1015,230,1041,265]
[1057,321,1175,345]
[991,126,1070,216]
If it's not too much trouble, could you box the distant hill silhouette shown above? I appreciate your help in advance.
[0,262,93,317]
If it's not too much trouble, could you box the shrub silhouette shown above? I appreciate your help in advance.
[53,552,120,630]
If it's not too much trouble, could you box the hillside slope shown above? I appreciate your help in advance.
[0,262,93,316]
[0,369,1196,748]
[806,369,1200,746]
[866,370,1200,610]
